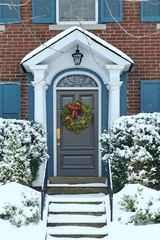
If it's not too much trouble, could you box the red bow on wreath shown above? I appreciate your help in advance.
[68,102,83,119]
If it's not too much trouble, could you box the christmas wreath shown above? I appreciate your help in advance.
[61,100,92,134]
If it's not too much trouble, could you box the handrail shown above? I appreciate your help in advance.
[107,158,113,222]
[41,159,48,220]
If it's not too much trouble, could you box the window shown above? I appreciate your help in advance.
[58,0,96,24]
[141,0,160,22]
[32,0,123,24]
[0,0,20,23]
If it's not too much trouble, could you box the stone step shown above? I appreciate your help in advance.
[49,235,108,238]
[48,214,107,227]
[48,222,106,227]
[47,186,107,195]
[49,203,106,213]
[47,236,108,240]
[48,193,107,202]
[49,177,106,184]
[46,192,108,240]
[47,226,108,238]
[48,214,107,223]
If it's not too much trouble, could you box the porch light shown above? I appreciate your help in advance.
[72,46,83,65]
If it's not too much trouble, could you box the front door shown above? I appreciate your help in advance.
[57,90,98,176]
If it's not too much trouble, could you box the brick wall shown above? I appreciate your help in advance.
[0,1,159,118]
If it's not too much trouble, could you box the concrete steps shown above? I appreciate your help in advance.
[47,177,107,195]
[46,177,108,240]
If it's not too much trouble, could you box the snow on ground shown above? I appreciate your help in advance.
[0,182,160,240]
[0,182,46,240]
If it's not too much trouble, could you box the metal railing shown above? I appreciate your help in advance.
[107,159,113,222]
[41,159,48,220]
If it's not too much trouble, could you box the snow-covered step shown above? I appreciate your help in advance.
[48,177,107,195]
[47,225,108,237]
[48,183,107,187]
[49,203,105,213]
[48,214,107,223]
[47,235,108,240]
[49,193,107,202]
[49,177,106,184]
[46,186,108,239]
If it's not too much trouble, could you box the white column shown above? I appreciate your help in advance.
[30,65,48,186]
[31,65,48,132]
[106,65,124,129]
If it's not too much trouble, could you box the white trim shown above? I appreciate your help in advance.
[49,24,106,31]
[56,0,98,25]
[53,70,102,177]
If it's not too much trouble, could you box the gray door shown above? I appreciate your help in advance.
[57,90,98,176]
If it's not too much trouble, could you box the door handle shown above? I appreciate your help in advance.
[57,128,60,146]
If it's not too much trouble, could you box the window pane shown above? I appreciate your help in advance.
[72,0,82,20]
[1,0,18,18]
[59,0,95,21]
[60,0,71,20]
[83,0,95,20]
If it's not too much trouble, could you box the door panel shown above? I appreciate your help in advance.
[57,90,98,176]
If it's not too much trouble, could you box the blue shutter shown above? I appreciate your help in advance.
[32,0,55,23]
[120,72,127,116]
[141,0,160,22]
[0,0,20,23]
[140,81,160,112]
[0,83,21,119]
[100,0,123,23]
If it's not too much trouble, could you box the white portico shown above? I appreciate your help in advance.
[21,26,134,185]
[21,26,133,130]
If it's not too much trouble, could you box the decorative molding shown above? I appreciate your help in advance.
[30,65,48,82]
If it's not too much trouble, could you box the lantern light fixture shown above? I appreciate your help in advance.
[72,46,83,65]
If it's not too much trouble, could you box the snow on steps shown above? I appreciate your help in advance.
[49,203,105,213]
[47,225,108,237]
[47,177,108,195]
[46,193,108,239]
[47,236,109,240]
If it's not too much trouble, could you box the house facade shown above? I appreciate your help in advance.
[0,1,160,185]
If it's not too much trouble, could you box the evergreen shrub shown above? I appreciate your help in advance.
[0,118,49,185]
[101,113,160,192]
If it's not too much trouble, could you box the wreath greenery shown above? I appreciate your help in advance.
[61,100,92,134]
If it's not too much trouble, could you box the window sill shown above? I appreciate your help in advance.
[0,25,5,31]
[49,24,106,31]
[157,23,160,29]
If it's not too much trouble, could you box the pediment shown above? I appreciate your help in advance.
[21,26,134,73]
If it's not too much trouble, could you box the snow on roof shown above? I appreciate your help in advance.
[21,26,134,66]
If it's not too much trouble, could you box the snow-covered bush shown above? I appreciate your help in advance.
[0,118,49,185]
[101,113,160,191]
[0,129,31,185]
[119,186,160,225]
[0,190,40,227]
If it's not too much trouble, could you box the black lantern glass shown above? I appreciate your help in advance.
[72,46,83,65]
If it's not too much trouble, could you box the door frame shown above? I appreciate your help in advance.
[53,70,102,176]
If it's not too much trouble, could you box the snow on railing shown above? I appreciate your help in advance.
[107,158,113,222]
[41,159,48,220]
